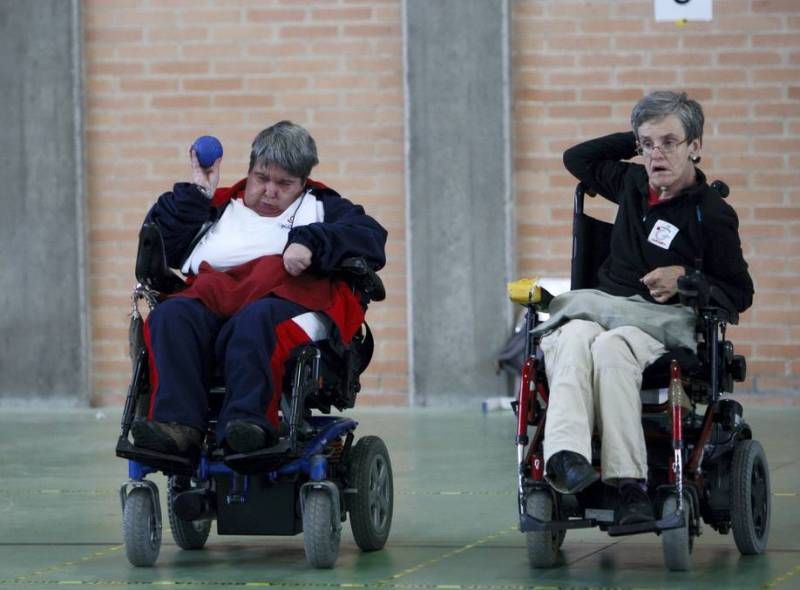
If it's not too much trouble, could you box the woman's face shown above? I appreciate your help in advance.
[637,114,701,193]
[243,162,305,217]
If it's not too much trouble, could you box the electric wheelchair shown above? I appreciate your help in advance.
[508,182,770,571]
[116,223,393,569]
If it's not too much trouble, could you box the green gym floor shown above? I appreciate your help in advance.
[0,405,798,590]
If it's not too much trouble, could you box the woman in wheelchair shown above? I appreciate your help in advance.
[130,120,387,459]
[540,91,753,527]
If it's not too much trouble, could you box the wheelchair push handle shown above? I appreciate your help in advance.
[135,223,186,294]
[574,182,598,216]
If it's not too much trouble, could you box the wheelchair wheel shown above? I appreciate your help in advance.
[525,490,561,568]
[122,487,161,567]
[303,489,341,569]
[167,476,212,550]
[731,439,771,555]
[661,493,693,572]
[347,436,393,551]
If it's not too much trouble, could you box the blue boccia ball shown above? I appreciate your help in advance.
[192,135,223,168]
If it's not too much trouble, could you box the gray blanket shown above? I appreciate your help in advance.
[531,289,697,351]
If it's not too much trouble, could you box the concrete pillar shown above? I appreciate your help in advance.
[404,0,513,405]
[0,0,87,402]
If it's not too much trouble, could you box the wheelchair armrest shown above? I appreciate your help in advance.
[333,257,386,302]
[135,223,186,294]
[678,272,738,325]
[507,277,554,310]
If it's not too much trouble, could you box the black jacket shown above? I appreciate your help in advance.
[145,179,387,275]
[563,132,753,312]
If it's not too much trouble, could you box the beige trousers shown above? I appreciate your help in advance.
[540,319,666,483]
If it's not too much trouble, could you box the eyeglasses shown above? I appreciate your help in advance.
[636,137,689,157]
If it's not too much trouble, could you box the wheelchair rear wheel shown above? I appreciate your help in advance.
[661,493,694,571]
[525,490,562,568]
[167,476,212,550]
[731,439,771,555]
[303,489,341,569]
[347,435,393,551]
[122,487,161,567]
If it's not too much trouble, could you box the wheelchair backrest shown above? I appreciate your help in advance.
[570,183,612,291]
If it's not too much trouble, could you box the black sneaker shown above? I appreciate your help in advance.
[131,420,203,456]
[545,450,599,494]
[224,420,277,454]
[615,484,655,525]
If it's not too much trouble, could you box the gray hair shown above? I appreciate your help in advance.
[249,120,319,179]
[630,91,705,143]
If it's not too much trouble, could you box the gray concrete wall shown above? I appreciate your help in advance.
[405,0,513,405]
[0,0,87,401]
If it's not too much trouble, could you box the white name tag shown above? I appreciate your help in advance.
[647,219,679,249]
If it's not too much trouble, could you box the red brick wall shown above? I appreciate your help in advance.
[512,0,800,396]
[84,0,407,406]
[85,0,800,405]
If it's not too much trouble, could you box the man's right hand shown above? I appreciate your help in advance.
[283,243,313,276]
[190,148,221,197]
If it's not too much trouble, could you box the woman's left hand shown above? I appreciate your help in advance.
[641,265,685,303]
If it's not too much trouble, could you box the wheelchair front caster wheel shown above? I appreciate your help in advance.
[303,489,341,569]
[661,493,694,572]
[122,487,161,567]
[525,491,562,568]
[731,439,771,555]
[348,435,393,551]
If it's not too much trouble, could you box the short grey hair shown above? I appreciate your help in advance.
[630,91,705,143]
[249,120,319,179]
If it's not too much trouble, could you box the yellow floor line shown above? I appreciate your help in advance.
[6,545,122,585]
[762,563,800,589]
[375,526,517,585]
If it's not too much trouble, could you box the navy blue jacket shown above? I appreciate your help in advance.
[145,178,387,275]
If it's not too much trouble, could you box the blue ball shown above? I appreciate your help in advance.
[192,135,223,168]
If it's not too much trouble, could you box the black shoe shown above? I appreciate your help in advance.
[545,450,599,494]
[615,484,655,526]
[131,420,203,456]
[224,420,277,454]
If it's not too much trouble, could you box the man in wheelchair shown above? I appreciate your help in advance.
[129,120,387,460]
[538,91,753,527]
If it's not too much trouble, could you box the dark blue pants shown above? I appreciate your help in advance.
[145,296,308,440]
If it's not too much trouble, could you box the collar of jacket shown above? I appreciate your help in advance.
[635,166,708,211]
[210,177,330,209]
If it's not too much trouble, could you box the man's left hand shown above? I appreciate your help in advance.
[641,265,685,303]
[283,243,313,276]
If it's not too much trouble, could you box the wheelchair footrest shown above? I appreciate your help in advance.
[115,437,196,475]
[223,439,296,475]
[606,510,685,537]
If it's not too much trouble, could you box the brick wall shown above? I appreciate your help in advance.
[512,0,800,396]
[84,0,407,406]
[85,0,800,406]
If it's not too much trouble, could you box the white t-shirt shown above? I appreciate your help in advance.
[181,192,324,275]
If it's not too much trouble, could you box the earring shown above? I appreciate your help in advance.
[690,154,701,164]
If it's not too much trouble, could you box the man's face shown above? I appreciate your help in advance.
[637,114,700,191]
[243,162,305,217]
